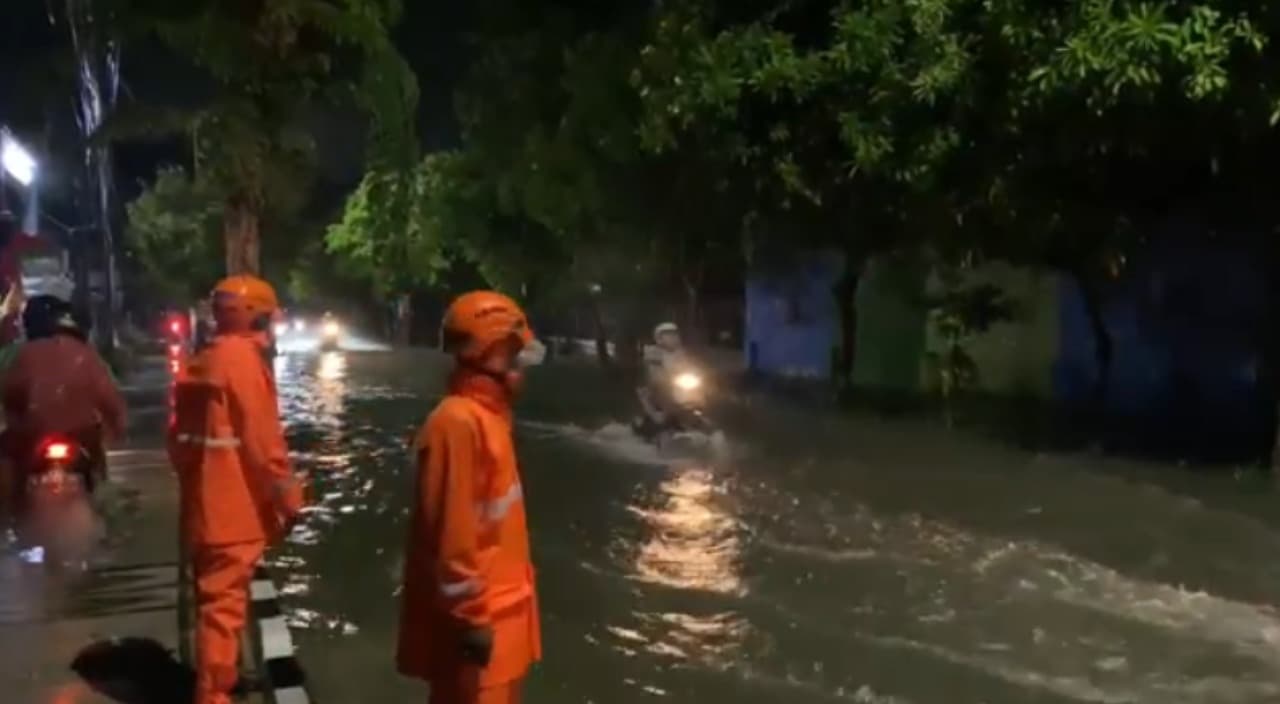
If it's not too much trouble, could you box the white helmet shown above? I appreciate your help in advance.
[653,322,679,344]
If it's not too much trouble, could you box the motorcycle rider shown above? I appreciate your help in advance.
[0,294,125,519]
[169,275,304,704]
[636,321,688,428]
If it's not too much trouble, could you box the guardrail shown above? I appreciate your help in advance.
[177,542,315,703]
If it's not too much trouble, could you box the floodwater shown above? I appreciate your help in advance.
[271,349,1280,704]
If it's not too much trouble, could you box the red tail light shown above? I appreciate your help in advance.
[168,344,182,357]
[167,315,187,337]
[44,442,71,461]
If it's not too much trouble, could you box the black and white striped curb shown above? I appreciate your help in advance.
[250,565,313,704]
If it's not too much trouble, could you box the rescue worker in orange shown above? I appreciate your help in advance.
[398,291,547,704]
[168,275,305,704]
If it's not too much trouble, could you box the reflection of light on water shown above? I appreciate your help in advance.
[318,351,346,381]
[602,610,753,670]
[288,606,361,635]
[630,467,744,595]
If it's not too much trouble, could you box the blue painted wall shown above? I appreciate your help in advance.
[744,252,841,379]
[1053,240,1271,445]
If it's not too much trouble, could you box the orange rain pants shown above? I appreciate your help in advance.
[429,676,525,704]
[193,540,265,704]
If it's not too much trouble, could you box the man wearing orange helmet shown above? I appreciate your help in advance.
[168,274,305,704]
[398,290,546,704]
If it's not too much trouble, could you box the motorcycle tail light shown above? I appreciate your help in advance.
[44,442,71,461]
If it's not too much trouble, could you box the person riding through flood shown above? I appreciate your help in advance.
[636,321,689,428]
[0,294,126,513]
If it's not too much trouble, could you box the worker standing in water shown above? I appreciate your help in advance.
[169,275,305,704]
[398,291,546,704]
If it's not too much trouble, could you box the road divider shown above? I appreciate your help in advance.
[249,565,313,704]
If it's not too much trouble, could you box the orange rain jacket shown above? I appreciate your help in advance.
[398,371,541,688]
[168,333,303,546]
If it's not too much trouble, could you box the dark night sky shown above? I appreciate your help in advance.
[0,1,474,216]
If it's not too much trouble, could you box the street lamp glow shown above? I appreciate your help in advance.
[1,132,37,186]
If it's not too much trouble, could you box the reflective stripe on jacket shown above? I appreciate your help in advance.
[397,371,541,687]
[167,334,302,546]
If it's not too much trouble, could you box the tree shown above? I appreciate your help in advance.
[634,0,994,387]
[957,0,1272,408]
[123,166,222,301]
[105,0,417,275]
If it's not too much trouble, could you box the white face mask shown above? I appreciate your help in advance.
[516,339,547,368]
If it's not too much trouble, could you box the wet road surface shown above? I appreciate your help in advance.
[272,349,1280,704]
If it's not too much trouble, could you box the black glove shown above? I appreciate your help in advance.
[460,626,494,666]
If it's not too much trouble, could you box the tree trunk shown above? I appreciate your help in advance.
[1073,270,1113,408]
[396,294,412,346]
[1265,261,1280,475]
[833,256,864,389]
[1270,398,1280,476]
[589,296,611,365]
[224,198,260,275]
[684,280,700,343]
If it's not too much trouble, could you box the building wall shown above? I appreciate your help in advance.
[744,252,841,379]
[1053,240,1271,444]
[745,252,1058,392]
[852,255,928,390]
[744,242,1269,446]
[922,262,1060,398]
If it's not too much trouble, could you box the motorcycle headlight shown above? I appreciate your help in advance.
[674,372,702,391]
[323,322,341,337]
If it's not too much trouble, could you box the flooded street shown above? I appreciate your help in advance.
[272,349,1280,703]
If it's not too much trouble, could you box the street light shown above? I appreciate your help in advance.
[1,130,37,187]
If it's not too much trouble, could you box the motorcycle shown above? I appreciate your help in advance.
[318,319,342,351]
[632,368,718,443]
[16,435,100,567]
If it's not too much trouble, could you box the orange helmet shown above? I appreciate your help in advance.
[440,290,534,359]
[212,275,279,332]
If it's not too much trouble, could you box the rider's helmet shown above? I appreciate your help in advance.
[212,275,280,334]
[653,322,681,350]
[440,290,534,360]
[23,294,82,341]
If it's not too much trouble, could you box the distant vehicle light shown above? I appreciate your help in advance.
[273,322,288,336]
[322,321,341,337]
[168,319,183,335]
[168,344,182,357]
[293,320,306,332]
[674,372,702,391]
